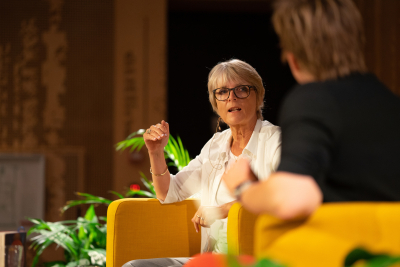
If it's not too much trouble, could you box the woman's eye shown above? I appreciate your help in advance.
[218,89,228,95]
[237,86,248,92]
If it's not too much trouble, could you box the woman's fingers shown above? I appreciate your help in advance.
[143,129,156,141]
[193,221,199,233]
[149,126,164,140]
[144,120,168,141]
[192,206,214,231]
[151,123,167,139]
[191,214,200,233]
[144,129,160,141]
[161,120,169,134]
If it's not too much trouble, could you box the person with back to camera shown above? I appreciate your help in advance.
[122,59,281,267]
[222,0,400,223]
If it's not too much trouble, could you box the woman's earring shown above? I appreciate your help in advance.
[216,117,222,133]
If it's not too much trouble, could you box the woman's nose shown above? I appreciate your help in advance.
[228,90,237,101]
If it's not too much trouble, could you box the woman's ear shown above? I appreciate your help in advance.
[286,52,301,76]
[285,52,316,84]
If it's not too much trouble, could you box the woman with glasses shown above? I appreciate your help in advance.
[123,59,281,267]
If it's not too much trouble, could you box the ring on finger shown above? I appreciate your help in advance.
[201,217,204,220]
[146,129,151,134]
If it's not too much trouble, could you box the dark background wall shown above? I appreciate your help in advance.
[167,6,296,157]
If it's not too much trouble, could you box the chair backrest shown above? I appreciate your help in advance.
[227,202,258,255]
[106,198,201,267]
[254,202,400,267]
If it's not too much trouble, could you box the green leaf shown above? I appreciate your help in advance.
[91,226,107,248]
[167,136,182,164]
[125,129,145,140]
[31,230,80,267]
[254,258,287,267]
[78,226,86,240]
[43,261,66,267]
[27,218,51,235]
[84,205,96,222]
[137,141,146,151]
[61,198,112,213]
[31,239,53,267]
[68,230,80,247]
[138,171,156,195]
[345,248,400,267]
[184,149,191,166]
[65,260,80,267]
[365,256,400,267]
[125,190,156,198]
[345,248,379,266]
[109,190,124,199]
[129,137,145,153]
[115,135,145,152]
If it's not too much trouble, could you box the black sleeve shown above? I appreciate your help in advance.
[277,84,342,183]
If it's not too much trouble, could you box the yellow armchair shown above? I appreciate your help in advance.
[254,202,400,267]
[106,199,257,267]
[227,202,258,255]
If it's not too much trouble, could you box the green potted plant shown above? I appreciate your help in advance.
[28,205,106,267]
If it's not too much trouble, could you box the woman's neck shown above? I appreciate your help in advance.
[230,118,257,156]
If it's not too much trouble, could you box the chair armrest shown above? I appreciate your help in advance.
[227,202,258,255]
[254,202,400,267]
[106,198,201,267]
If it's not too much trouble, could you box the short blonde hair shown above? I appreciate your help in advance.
[272,0,367,80]
[208,59,265,120]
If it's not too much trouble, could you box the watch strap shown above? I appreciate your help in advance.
[234,180,254,200]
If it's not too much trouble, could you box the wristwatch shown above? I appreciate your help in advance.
[234,180,254,200]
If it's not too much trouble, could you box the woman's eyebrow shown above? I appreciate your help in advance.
[220,83,242,89]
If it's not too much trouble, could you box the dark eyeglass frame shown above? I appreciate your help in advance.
[212,85,257,101]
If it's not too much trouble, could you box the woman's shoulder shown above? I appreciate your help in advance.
[259,120,281,137]
[199,128,231,155]
[213,127,232,139]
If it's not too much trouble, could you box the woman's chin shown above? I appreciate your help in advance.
[225,117,247,128]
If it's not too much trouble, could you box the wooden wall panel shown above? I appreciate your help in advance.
[0,0,114,220]
[355,0,400,96]
[113,0,167,193]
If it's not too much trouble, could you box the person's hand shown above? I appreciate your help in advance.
[191,205,229,233]
[222,158,258,195]
[143,120,169,154]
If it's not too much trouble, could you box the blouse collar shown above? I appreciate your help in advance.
[219,119,262,161]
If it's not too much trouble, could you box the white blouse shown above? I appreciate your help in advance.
[159,119,281,253]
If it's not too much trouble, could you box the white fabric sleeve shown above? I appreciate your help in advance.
[271,130,282,172]
[159,154,204,204]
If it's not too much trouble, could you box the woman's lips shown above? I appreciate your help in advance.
[228,107,241,112]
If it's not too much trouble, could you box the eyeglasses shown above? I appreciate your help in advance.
[213,85,256,101]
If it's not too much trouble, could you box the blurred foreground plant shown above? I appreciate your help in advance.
[345,248,400,267]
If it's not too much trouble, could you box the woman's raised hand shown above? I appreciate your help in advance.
[143,120,169,153]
